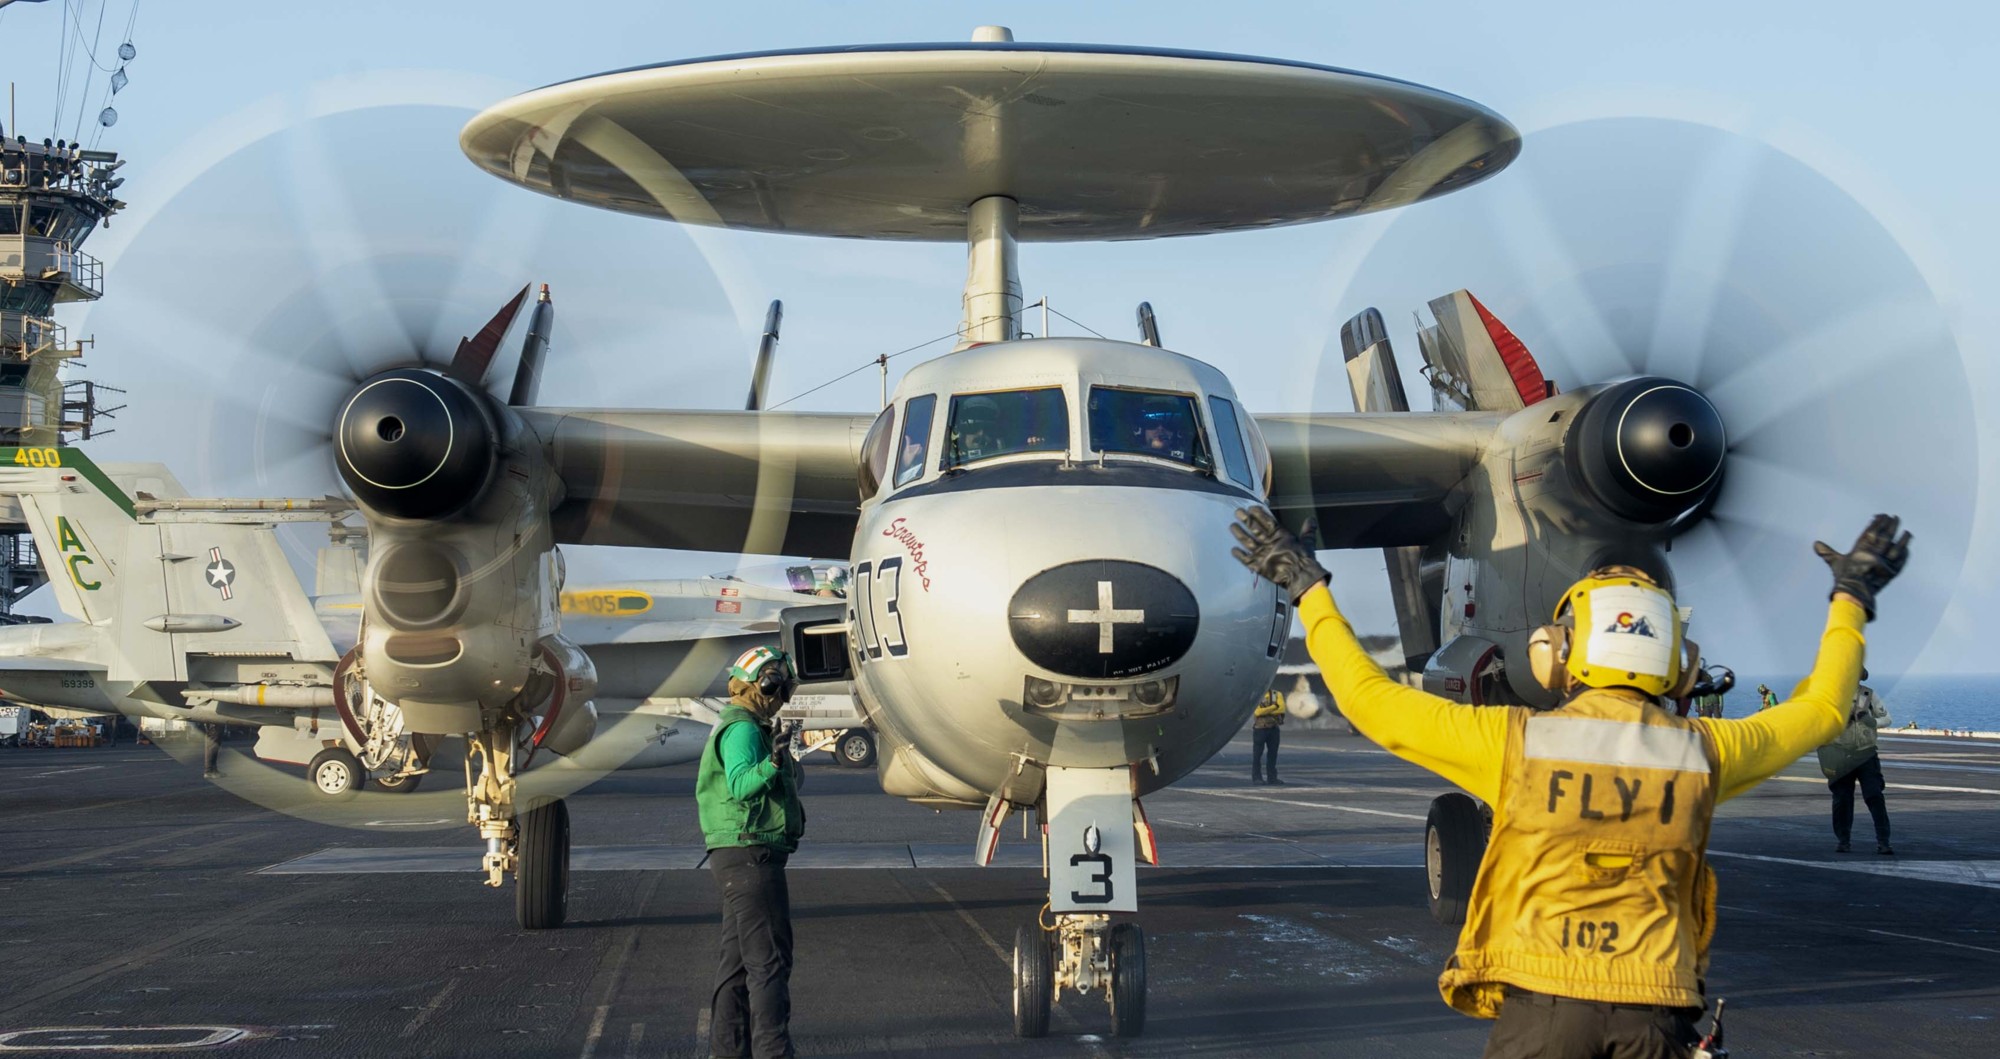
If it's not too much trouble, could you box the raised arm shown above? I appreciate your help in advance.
[1704,598,1866,802]
[1233,507,1507,803]
[1706,514,1910,802]
[1296,584,1509,802]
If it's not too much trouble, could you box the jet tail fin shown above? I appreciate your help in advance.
[0,447,340,682]
[0,446,158,625]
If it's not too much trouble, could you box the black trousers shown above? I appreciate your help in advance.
[1483,989,1701,1059]
[1830,753,1891,846]
[1252,727,1281,780]
[708,846,794,1059]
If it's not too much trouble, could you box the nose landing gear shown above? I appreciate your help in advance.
[1012,912,1149,1038]
[1008,765,1150,1038]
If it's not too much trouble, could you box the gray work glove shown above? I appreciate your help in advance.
[769,721,794,768]
[1230,507,1330,603]
[1812,513,1911,621]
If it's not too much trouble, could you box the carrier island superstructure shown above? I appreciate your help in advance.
[0,136,126,616]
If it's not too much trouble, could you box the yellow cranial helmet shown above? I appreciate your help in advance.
[1529,565,1693,698]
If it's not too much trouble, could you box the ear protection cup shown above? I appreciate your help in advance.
[1527,624,1570,691]
[1668,638,1701,699]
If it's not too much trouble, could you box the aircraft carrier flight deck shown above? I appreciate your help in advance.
[2,728,1994,1057]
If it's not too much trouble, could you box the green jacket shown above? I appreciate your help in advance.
[696,704,806,852]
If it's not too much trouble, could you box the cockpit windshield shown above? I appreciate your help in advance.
[1088,387,1212,470]
[943,388,1069,469]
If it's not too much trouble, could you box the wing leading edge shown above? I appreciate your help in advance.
[1255,411,1498,550]
[523,408,875,557]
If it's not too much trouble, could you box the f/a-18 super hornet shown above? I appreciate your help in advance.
[233,27,1965,1039]
[0,446,865,795]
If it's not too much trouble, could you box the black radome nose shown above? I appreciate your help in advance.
[1008,560,1200,680]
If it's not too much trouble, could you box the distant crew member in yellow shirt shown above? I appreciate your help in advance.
[1251,687,1288,785]
[1230,507,1910,1059]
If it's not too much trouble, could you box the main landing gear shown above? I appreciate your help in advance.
[466,725,570,930]
[1008,765,1151,1039]
[1425,791,1489,926]
[332,653,432,794]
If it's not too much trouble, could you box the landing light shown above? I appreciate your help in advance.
[1020,675,1179,717]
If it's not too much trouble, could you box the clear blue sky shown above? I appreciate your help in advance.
[2,0,1992,676]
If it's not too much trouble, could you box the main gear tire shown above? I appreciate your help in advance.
[1426,792,1487,926]
[1109,921,1147,1038]
[1012,923,1053,1038]
[516,798,570,930]
[836,728,876,769]
[307,748,365,798]
[372,771,422,793]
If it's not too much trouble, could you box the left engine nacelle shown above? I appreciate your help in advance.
[336,368,567,735]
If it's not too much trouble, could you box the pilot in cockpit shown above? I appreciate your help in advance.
[1138,398,1191,462]
[954,396,1001,461]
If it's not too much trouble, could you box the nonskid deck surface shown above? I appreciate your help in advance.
[1,731,1995,1057]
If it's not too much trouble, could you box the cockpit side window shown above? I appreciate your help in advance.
[893,394,937,487]
[858,405,894,498]
[1207,396,1254,486]
[943,388,1069,469]
[1087,387,1213,471]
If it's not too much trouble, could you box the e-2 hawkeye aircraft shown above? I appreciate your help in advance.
[267,28,1785,1038]
[0,447,871,794]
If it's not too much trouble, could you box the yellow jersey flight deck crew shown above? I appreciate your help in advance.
[1252,688,1287,784]
[1229,508,1911,1059]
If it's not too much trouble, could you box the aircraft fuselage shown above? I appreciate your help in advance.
[845,338,1287,807]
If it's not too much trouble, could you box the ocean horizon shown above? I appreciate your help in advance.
[1733,675,2000,732]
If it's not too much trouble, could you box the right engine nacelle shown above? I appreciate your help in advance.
[1434,377,1726,706]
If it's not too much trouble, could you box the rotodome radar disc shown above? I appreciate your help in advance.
[460,42,1519,241]
[1319,117,1973,677]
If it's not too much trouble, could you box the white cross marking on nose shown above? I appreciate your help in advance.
[1068,580,1145,653]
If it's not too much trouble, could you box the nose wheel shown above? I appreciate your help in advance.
[1017,913,1148,1038]
[1108,922,1147,1037]
[1012,924,1054,1037]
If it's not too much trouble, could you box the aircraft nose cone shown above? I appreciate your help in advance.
[1008,560,1200,680]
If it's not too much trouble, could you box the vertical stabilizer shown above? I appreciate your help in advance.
[1337,311,1441,672]
[0,447,154,625]
[1416,290,1551,412]
[0,448,340,682]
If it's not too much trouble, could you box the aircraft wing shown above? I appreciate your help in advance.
[0,656,109,672]
[522,406,1498,556]
[562,618,783,646]
[1255,411,1499,549]
[521,408,875,557]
